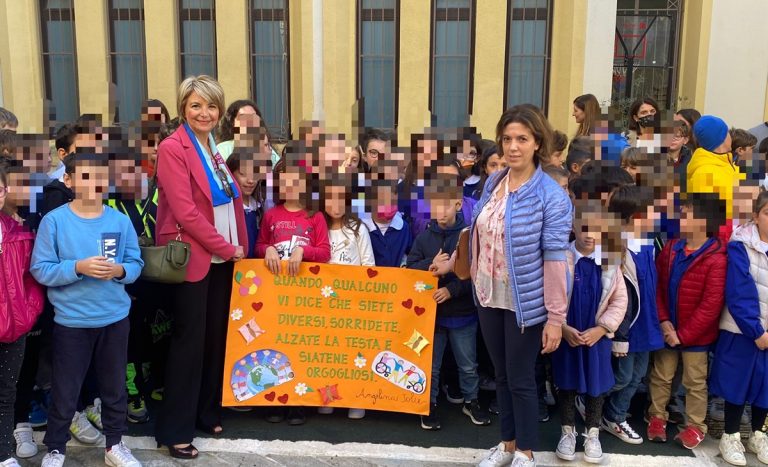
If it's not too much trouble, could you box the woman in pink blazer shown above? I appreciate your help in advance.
[153,75,248,460]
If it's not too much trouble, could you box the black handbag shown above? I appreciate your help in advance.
[140,225,191,284]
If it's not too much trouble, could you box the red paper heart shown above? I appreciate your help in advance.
[366,268,378,278]
[251,302,263,312]
[264,391,276,402]
[414,306,426,316]
[277,394,289,404]
[401,299,413,309]
[309,265,321,275]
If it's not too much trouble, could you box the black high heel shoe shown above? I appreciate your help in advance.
[157,442,199,459]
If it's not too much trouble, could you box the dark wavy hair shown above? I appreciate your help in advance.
[217,99,263,143]
[495,105,553,168]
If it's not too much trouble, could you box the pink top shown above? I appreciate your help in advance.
[256,205,331,263]
[472,179,515,310]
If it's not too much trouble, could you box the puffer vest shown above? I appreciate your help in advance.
[721,223,768,334]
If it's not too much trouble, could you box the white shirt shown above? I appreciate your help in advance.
[329,226,375,266]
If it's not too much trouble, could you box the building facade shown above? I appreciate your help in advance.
[1,0,767,142]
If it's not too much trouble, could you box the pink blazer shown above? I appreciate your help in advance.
[155,126,249,282]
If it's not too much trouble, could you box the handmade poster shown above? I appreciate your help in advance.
[222,260,438,415]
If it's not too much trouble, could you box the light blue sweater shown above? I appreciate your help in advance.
[31,204,144,328]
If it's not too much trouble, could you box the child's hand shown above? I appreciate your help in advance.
[612,351,628,358]
[562,325,583,347]
[76,256,113,279]
[660,320,675,335]
[287,247,304,277]
[664,330,681,347]
[433,287,452,304]
[755,332,768,350]
[102,263,126,281]
[264,246,281,275]
[430,250,456,277]
[582,326,608,347]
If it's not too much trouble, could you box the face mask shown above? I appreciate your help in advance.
[637,115,657,128]
[376,205,398,222]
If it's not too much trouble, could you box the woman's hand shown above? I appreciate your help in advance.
[582,326,608,347]
[232,246,245,262]
[562,325,583,348]
[755,332,768,350]
[287,247,304,277]
[264,246,281,275]
[541,323,562,354]
[430,250,456,277]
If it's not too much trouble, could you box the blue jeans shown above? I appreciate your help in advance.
[429,321,480,404]
[604,351,650,423]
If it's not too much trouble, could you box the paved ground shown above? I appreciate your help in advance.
[15,394,760,466]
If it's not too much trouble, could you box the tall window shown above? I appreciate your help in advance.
[431,0,474,128]
[40,0,79,126]
[613,0,681,109]
[505,0,552,111]
[108,0,147,123]
[358,0,398,130]
[179,0,217,78]
[249,0,290,141]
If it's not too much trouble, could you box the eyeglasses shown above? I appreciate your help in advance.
[0,186,6,198]
[367,149,385,159]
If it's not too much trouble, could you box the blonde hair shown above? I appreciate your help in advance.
[177,75,225,124]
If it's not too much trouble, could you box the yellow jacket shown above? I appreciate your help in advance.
[686,147,745,218]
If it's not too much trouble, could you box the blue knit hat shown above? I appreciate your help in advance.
[693,115,728,152]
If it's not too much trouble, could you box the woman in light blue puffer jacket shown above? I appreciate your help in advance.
[474,106,573,467]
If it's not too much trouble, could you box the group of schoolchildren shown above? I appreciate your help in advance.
[1,92,768,467]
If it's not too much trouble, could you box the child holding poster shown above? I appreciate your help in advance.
[256,158,330,425]
[30,154,144,467]
[406,173,490,431]
[319,177,375,419]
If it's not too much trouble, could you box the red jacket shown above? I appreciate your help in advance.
[155,127,249,282]
[0,213,44,343]
[656,238,726,347]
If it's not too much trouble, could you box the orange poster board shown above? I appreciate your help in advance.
[222,260,438,415]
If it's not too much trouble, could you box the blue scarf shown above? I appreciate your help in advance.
[184,123,239,207]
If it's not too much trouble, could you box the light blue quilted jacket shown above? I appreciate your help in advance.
[471,166,573,329]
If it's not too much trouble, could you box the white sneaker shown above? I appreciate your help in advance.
[510,451,535,467]
[556,425,577,461]
[105,442,142,467]
[348,408,365,419]
[478,442,514,467]
[583,427,604,464]
[748,430,768,464]
[13,422,38,458]
[41,450,65,467]
[0,457,21,467]
[601,417,643,444]
[719,432,747,466]
[317,407,334,415]
[70,411,102,444]
[85,398,104,430]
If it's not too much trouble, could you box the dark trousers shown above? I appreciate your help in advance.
[155,262,233,446]
[14,303,53,425]
[478,306,543,451]
[725,401,768,433]
[126,280,170,398]
[43,319,129,454]
[1,336,26,459]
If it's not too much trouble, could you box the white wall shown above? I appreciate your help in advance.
[704,0,768,128]
[582,0,617,108]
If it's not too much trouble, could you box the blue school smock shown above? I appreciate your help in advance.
[552,255,615,397]
[626,244,665,353]
[710,241,768,407]
[244,209,259,259]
